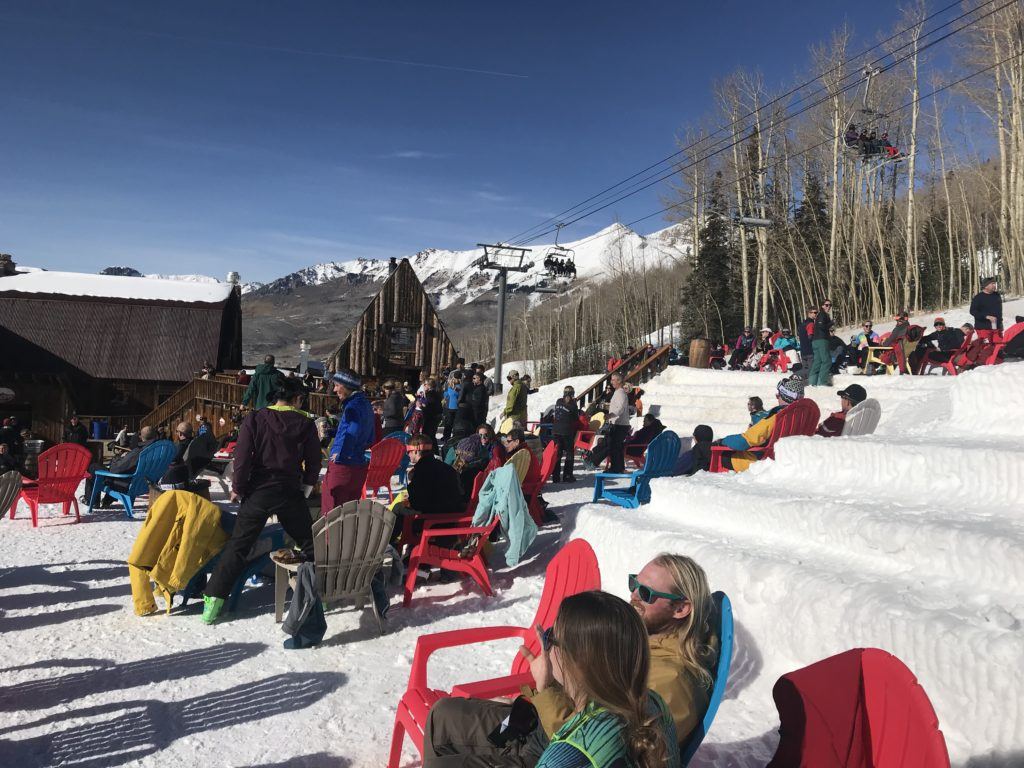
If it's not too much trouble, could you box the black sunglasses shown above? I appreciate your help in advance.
[628,574,687,605]
[540,626,558,651]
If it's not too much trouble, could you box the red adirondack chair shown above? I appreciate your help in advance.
[982,321,1024,366]
[361,437,406,502]
[388,538,601,768]
[709,398,821,473]
[522,441,558,525]
[399,468,489,557]
[768,648,950,768]
[916,330,974,375]
[11,443,92,527]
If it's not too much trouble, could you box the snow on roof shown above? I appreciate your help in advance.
[0,270,233,303]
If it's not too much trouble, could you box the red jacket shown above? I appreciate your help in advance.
[816,411,846,438]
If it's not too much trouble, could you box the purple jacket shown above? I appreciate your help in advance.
[232,406,321,497]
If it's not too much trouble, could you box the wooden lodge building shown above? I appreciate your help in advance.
[325,257,457,387]
[0,257,242,444]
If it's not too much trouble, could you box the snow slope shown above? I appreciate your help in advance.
[1,363,1021,767]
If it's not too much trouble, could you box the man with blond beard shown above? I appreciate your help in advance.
[421,554,717,766]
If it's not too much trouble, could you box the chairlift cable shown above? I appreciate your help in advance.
[537,48,1024,255]
[508,0,1014,246]
[503,0,1006,247]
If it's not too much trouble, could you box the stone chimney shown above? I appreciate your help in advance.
[389,257,397,275]
[0,254,16,277]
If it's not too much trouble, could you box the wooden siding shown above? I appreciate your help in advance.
[325,259,456,379]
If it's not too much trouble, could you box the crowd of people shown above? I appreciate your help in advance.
[710,277,1021,383]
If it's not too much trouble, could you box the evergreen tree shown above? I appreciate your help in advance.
[793,173,830,264]
[680,172,743,343]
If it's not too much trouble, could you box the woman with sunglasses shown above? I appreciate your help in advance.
[526,591,678,768]
[808,299,834,386]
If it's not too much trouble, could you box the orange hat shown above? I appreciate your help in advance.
[934,317,946,325]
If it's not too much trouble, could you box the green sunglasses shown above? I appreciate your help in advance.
[628,574,687,605]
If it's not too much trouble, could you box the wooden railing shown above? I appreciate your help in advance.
[574,344,673,410]
[142,377,335,437]
[574,346,657,409]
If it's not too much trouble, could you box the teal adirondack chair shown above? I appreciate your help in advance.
[680,591,734,765]
[592,430,681,508]
[89,439,177,519]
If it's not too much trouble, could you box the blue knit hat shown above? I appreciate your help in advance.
[327,368,361,390]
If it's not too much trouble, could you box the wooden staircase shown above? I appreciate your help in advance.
[574,344,674,410]
[141,375,333,436]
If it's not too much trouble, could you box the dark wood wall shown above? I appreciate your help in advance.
[326,259,457,380]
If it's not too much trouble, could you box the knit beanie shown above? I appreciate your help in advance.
[777,376,806,404]
[328,368,362,391]
[693,424,714,443]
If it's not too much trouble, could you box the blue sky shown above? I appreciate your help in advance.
[1,1,917,281]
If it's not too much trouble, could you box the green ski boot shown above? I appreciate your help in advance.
[201,595,225,625]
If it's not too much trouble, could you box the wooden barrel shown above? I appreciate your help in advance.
[689,338,710,369]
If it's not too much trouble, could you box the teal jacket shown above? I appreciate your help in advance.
[470,464,537,567]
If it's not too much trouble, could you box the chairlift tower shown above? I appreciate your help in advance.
[476,243,532,393]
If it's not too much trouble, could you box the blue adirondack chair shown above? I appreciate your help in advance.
[680,591,735,765]
[89,439,177,519]
[592,430,681,508]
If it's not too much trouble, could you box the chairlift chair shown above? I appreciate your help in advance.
[543,223,577,280]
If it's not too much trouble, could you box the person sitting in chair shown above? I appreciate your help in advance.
[421,553,718,765]
[816,384,868,438]
[82,426,158,506]
[391,433,464,543]
[715,376,805,472]
[0,442,18,474]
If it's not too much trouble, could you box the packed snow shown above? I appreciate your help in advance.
[0,270,234,304]
[2,362,1022,767]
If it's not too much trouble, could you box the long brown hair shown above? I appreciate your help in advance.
[555,591,668,767]
[650,553,716,691]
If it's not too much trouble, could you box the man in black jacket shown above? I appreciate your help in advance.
[0,442,18,474]
[970,277,1003,341]
[910,317,965,372]
[381,381,407,435]
[797,307,818,371]
[392,434,463,541]
[64,416,89,446]
[550,387,580,483]
[465,371,490,428]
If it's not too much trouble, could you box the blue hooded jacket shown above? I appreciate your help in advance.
[329,391,375,465]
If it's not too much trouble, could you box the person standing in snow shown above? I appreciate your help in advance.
[441,374,461,443]
[970,277,1003,341]
[550,386,580,483]
[501,370,528,427]
[808,301,833,386]
[816,384,868,438]
[466,371,490,428]
[381,381,407,434]
[202,377,321,625]
[241,355,284,410]
[321,368,375,514]
[63,415,89,446]
[797,307,818,372]
[605,372,631,473]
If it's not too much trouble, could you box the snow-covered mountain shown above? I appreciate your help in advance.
[249,221,693,308]
[99,221,692,309]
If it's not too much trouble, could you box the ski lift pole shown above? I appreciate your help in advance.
[494,267,508,392]
[477,243,532,394]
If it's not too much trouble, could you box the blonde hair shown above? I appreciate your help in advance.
[650,553,716,691]
[555,591,668,768]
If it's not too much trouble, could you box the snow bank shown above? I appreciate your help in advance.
[574,361,1024,766]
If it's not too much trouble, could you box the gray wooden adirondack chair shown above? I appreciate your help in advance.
[0,470,23,519]
[842,398,882,437]
[274,499,396,635]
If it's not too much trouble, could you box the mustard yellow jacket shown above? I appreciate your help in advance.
[127,490,228,615]
[529,628,712,748]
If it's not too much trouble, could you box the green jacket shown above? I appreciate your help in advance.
[242,363,283,410]
[503,380,527,421]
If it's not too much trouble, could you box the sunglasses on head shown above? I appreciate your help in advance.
[406,446,428,453]
[540,626,558,651]
[628,574,687,605]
